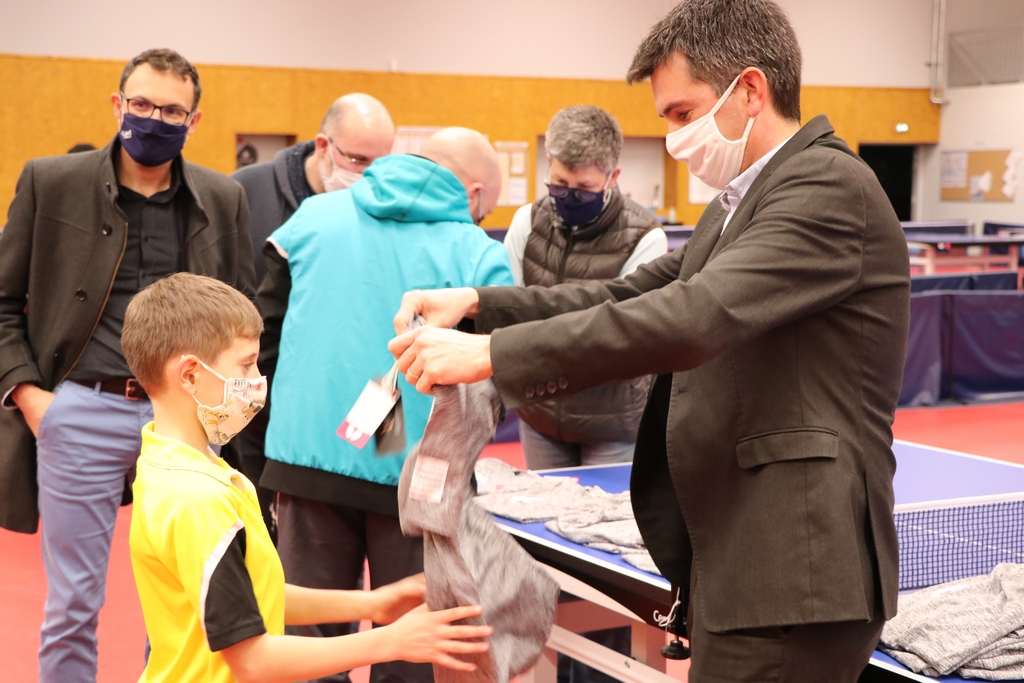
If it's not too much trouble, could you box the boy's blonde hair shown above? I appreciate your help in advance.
[122,273,263,390]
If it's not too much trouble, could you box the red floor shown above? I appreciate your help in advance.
[2,402,1022,682]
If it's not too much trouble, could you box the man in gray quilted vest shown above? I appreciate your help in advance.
[503,105,667,472]
[501,105,667,683]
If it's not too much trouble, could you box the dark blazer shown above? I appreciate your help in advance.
[0,139,255,533]
[473,116,910,632]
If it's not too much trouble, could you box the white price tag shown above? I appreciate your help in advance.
[409,455,449,503]
[337,367,400,448]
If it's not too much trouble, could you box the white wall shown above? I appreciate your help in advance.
[919,83,1024,224]
[782,0,933,88]
[1,0,932,87]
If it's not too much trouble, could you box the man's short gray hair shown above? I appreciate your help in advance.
[545,106,623,174]
[626,0,802,122]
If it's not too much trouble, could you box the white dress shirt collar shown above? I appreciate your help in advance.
[719,135,793,234]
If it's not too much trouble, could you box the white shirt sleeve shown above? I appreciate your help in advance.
[503,203,534,286]
[620,227,669,277]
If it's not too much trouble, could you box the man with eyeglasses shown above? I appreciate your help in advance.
[0,48,254,683]
[231,93,394,539]
[501,105,666,683]
[233,93,395,286]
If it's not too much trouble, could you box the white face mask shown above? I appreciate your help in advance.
[665,74,756,191]
[191,358,267,446]
[320,144,364,192]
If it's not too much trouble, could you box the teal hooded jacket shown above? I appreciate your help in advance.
[263,154,513,488]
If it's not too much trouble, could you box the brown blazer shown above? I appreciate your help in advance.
[0,139,255,533]
[474,115,910,632]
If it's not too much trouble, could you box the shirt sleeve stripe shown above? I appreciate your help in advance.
[198,519,244,638]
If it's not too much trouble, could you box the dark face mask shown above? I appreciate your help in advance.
[119,113,189,167]
[547,180,610,227]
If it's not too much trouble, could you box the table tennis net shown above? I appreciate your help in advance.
[896,500,1024,590]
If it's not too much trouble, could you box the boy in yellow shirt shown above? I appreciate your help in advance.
[121,273,489,683]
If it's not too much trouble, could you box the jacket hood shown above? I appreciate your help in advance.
[348,153,468,223]
[351,154,473,224]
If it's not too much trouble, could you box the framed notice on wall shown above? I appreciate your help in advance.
[940,150,1021,202]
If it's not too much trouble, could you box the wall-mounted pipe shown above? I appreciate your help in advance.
[930,0,948,104]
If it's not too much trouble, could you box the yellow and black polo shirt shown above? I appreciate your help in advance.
[130,423,285,683]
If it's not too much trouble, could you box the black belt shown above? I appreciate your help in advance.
[71,377,148,401]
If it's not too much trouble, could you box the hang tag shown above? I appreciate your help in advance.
[409,455,449,503]
[375,393,406,456]
[338,365,400,449]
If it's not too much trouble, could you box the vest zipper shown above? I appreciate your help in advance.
[556,230,576,284]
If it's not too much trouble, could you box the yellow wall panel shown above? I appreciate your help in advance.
[0,53,940,229]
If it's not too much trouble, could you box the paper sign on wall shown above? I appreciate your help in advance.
[495,141,530,207]
[941,150,1018,202]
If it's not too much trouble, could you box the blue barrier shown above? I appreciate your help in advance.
[910,274,973,293]
[910,271,1018,293]
[950,292,1024,402]
[900,293,945,407]
[900,290,1024,406]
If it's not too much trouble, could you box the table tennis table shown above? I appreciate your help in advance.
[494,440,1024,682]
[905,233,1024,276]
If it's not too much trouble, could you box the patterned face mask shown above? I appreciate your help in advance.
[191,358,267,446]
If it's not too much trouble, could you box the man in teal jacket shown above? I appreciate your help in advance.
[256,127,512,683]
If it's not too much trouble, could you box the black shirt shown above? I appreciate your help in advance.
[68,159,186,381]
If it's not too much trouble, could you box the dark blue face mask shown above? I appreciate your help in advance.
[119,113,189,167]
[547,178,611,227]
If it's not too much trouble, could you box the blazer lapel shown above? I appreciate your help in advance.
[679,201,728,280]
[707,114,837,261]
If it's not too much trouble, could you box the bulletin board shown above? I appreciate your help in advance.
[940,150,1020,202]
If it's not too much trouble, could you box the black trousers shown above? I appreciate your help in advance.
[687,582,885,683]
[276,492,433,683]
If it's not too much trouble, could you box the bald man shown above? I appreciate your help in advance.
[233,93,395,284]
[255,128,513,683]
[233,94,394,527]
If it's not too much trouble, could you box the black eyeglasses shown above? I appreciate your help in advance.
[328,138,373,168]
[121,93,194,126]
[546,183,604,203]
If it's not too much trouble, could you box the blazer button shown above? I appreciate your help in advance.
[101,224,112,236]
[547,381,558,394]
[524,386,535,399]
[558,377,569,389]
[75,289,87,301]
[535,384,546,397]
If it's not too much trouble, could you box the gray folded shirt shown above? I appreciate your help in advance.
[474,459,662,577]
[880,563,1024,679]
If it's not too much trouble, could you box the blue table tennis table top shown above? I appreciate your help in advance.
[492,440,1024,682]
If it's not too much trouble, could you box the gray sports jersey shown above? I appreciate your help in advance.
[398,382,559,683]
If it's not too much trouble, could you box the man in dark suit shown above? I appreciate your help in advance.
[388,1,910,680]
[0,49,254,683]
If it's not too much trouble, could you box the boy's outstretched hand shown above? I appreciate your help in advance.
[369,574,427,625]
[385,603,492,672]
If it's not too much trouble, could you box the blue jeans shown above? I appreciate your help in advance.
[518,420,635,471]
[35,381,153,683]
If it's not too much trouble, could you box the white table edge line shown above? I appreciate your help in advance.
[895,492,1024,512]
[495,522,672,592]
[868,656,945,682]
